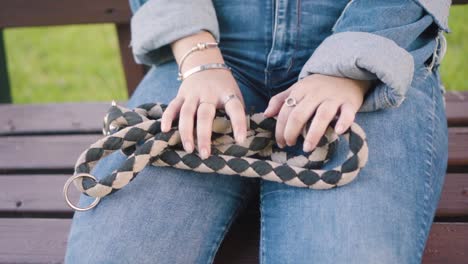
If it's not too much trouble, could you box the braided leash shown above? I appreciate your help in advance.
[63,101,368,211]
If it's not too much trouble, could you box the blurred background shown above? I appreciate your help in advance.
[3,5,467,104]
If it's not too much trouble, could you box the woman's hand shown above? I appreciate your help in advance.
[161,31,246,159]
[263,74,371,152]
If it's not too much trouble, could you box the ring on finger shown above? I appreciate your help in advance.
[285,97,299,107]
[222,94,239,106]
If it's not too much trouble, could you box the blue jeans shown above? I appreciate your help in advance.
[65,0,449,263]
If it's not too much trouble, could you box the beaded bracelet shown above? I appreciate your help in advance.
[177,42,219,80]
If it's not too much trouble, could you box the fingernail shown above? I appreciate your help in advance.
[200,148,209,159]
[277,142,284,149]
[184,141,193,153]
[263,109,270,116]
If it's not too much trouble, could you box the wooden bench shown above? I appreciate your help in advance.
[1,1,467,263]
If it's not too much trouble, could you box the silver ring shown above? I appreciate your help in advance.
[222,94,238,106]
[63,173,101,212]
[285,97,298,107]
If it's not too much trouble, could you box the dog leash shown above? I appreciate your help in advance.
[63,101,368,211]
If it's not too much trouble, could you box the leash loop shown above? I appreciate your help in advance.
[63,173,101,211]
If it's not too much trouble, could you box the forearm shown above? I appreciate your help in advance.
[171,31,224,73]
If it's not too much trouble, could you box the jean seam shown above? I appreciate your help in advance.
[414,74,437,263]
[264,0,280,88]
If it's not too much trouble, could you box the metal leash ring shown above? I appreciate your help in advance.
[63,173,101,212]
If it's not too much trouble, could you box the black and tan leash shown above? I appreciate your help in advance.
[63,101,368,211]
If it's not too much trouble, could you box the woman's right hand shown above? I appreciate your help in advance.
[161,31,247,159]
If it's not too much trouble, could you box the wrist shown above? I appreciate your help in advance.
[180,48,224,73]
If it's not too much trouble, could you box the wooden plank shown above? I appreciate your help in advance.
[436,173,468,217]
[448,127,468,169]
[0,175,78,214]
[0,0,132,28]
[444,92,468,126]
[0,134,100,172]
[116,23,146,97]
[0,102,111,135]
[0,99,466,135]
[0,218,71,264]
[444,91,468,102]
[0,219,465,264]
[422,223,468,264]
[447,101,468,127]
[1,173,466,217]
[0,29,11,103]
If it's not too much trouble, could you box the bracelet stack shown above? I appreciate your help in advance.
[177,42,231,81]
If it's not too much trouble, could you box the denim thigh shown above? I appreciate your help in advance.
[64,62,262,264]
[259,68,448,264]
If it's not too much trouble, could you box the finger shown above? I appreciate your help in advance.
[275,102,293,148]
[179,98,198,153]
[303,100,341,152]
[283,96,320,146]
[335,102,357,135]
[264,89,291,117]
[224,95,247,144]
[196,102,216,159]
[161,97,184,132]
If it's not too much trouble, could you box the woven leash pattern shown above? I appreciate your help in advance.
[65,102,368,210]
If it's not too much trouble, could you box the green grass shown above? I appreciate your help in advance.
[5,24,127,104]
[440,5,468,92]
[4,5,468,104]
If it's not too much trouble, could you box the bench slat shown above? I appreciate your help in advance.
[0,175,77,214]
[1,128,466,172]
[422,223,468,264]
[0,135,100,172]
[0,102,111,135]
[1,92,467,135]
[1,173,466,217]
[447,101,468,126]
[436,173,468,217]
[0,219,466,264]
[0,218,71,264]
[449,127,468,169]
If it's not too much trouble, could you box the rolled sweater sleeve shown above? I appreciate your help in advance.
[130,0,220,66]
[298,0,450,112]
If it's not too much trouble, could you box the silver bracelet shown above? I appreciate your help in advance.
[178,42,219,79]
[178,63,231,81]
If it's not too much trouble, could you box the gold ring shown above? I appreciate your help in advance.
[63,173,101,212]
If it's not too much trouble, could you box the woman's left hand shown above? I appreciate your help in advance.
[263,74,371,152]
